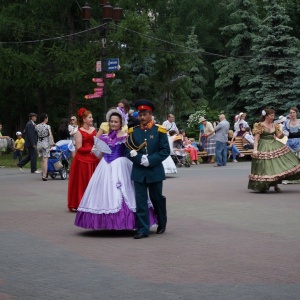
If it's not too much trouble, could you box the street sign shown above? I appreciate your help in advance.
[105,58,119,71]
[96,82,104,87]
[85,93,102,99]
[94,88,103,93]
[105,73,115,79]
[96,61,102,72]
[92,78,103,83]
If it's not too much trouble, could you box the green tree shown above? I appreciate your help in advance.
[244,0,300,119]
[213,0,260,117]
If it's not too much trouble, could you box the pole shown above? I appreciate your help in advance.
[101,24,107,121]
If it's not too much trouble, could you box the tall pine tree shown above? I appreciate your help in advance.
[213,0,260,117]
[244,0,300,118]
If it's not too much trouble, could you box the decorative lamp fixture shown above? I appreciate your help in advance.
[113,4,122,22]
[102,2,113,21]
[82,2,92,21]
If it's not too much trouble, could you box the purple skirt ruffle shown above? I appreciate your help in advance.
[75,201,157,230]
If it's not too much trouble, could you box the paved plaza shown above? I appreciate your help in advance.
[1,162,300,299]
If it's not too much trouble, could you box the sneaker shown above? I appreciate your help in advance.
[32,170,41,174]
[233,160,238,163]
[239,154,245,157]
[18,167,24,173]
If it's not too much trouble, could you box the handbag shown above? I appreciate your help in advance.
[53,161,63,170]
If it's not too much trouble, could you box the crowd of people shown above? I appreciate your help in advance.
[70,99,169,239]
[1,102,300,237]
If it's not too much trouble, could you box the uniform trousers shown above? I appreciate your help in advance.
[134,180,167,235]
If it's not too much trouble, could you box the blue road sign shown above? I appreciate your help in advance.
[106,58,119,71]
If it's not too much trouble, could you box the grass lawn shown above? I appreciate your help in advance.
[0,152,42,169]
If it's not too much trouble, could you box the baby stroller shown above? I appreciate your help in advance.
[47,140,74,180]
[170,136,190,168]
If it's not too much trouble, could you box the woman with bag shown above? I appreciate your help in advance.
[35,113,54,181]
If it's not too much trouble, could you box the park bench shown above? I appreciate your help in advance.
[232,137,253,157]
[197,150,208,157]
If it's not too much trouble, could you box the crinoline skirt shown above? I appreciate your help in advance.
[248,136,300,192]
[75,156,157,229]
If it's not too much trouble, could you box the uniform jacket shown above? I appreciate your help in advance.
[24,120,37,148]
[126,124,170,183]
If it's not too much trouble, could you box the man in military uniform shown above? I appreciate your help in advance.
[126,100,170,239]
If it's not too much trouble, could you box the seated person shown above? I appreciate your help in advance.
[227,130,244,162]
[184,139,199,165]
[189,138,199,151]
[242,127,254,149]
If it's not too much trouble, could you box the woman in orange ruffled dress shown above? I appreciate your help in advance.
[67,108,100,211]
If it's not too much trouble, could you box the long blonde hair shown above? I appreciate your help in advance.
[228,130,234,139]
[70,116,77,125]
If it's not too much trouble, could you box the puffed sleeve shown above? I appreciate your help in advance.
[252,122,263,135]
[275,123,284,139]
[100,122,109,134]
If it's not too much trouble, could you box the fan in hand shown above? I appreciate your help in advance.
[91,137,112,158]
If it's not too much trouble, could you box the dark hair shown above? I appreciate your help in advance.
[179,129,185,134]
[58,118,70,140]
[290,107,299,114]
[40,113,48,123]
[169,130,177,136]
[118,99,130,114]
[109,113,122,131]
[59,118,69,128]
[259,108,275,122]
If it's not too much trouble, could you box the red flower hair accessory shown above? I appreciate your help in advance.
[77,108,86,118]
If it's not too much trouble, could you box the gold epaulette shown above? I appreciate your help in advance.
[155,124,167,134]
[128,125,140,134]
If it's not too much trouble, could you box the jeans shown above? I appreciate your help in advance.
[215,141,227,166]
[227,144,240,160]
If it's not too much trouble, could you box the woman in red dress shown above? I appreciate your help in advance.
[68,108,99,211]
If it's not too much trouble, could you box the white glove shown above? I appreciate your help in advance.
[140,155,149,167]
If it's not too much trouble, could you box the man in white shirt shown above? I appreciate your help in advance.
[162,114,179,134]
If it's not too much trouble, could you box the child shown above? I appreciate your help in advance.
[13,131,25,165]
[184,139,199,165]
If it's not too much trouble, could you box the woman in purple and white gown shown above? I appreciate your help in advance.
[75,108,157,230]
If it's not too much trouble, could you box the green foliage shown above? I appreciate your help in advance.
[213,0,260,115]
[0,0,299,136]
[244,0,300,120]
[185,105,223,138]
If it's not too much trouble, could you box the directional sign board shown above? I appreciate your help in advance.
[105,58,119,71]
[92,78,103,83]
[96,61,102,72]
[85,93,102,99]
[105,73,115,79]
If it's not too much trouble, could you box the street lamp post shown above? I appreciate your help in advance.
[82,1,122,121]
